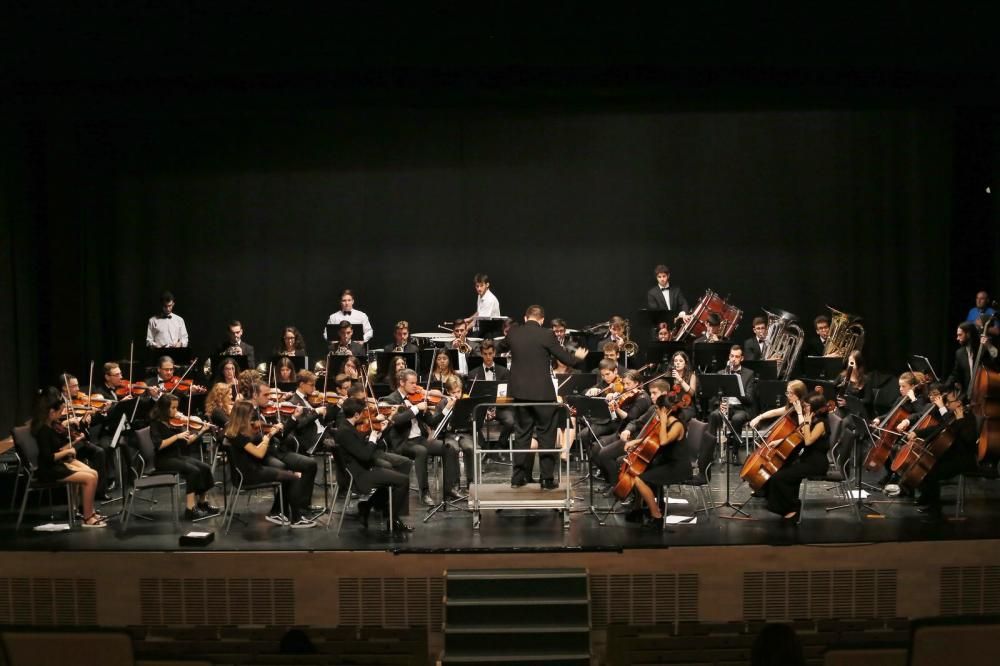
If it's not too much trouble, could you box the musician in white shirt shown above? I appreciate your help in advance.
[324,289,373,343]
[146,291,189,348]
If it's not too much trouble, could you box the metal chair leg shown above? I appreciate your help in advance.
[15,478,33,531]
[336,478,353,535]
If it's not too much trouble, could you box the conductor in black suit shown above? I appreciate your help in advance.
[496,305,588,489]
[646,264,690,320]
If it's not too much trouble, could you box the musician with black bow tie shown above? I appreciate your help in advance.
[324,289,374,344]
[146,290,189,348]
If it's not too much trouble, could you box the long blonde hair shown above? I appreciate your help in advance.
[204,382,233,417]
[224,401,256,440]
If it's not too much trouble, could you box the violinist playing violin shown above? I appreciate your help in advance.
[617,388,691,528]
[594,378,665,488]
[149,393,218,520]
[58,373,112,501]
[902,383,978,518]
[381,369,461,506]
[437,377,477,491]
[580,360,624,457]
[751,387,831,521]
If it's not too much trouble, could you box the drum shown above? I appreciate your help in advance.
[674,290,743,341]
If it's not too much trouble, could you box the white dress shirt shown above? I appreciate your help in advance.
[146,314,189,348]
[476,289,501,318]
[660,287,671,310]
[325,309,374,342]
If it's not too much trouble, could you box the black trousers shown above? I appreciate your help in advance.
[596,438,627,483]
[374,450,412,478]
[764,448,828,515]
[702,408,749,474]
[445,431,476,487]
[156,454,214,495]
[78,439,109,496]
[246,456,306,521]
[271,449,318,511]
[396,436,458,494]
[362,467,410,517]
[918,446,976,505]
[512,403,563,483]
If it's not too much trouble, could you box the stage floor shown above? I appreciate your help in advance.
[3,460,999,554]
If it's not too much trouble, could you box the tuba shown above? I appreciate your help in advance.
[762,309,805,380]
[823,306,865,358]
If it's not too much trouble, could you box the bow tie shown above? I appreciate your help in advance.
[484,366,494,372]
[342,311,352,317]
[158,314,172,319]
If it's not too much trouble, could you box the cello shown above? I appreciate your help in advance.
[863,373,929,472]
[970,311,1000,461]
[611,391,691,501]
[740,391,835,492]
[891,391,961,490]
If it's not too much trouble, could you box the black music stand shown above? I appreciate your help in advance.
[469,380,499,399]
[802,356,845,381]
[276,381,297,393]
[325,323,364,342]
[635,308,677,341]
[472,317,505,340]
[563,395,619,524]
[371,383,393,399]
[907,355,939,382]
[757,380,788,412]
[372,350,417,375]
[645,341,691,369]
[831,399,883,518]
[698,373,752,519]
[801,378,838,400]
[556,373,597,397]
[269,355,306,378]
[692,342,732,374]
[325,355,357,379]
[743,360,778,381]
[424,396,491,522]
[147,347,193,374]
[583,350,606,373]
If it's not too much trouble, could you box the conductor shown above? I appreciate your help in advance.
[497,305,588,489]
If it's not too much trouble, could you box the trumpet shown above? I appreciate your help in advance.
[455,340,472,355]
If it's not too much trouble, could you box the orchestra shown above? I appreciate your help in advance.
[20,275,1000,537]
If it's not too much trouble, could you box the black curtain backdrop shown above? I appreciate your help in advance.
[5,101,995,434]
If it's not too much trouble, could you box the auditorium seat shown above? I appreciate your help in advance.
[1,630,133,666]
[823,646,906,666]
[909,616,1000,665]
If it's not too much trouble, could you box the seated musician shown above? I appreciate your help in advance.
[323,373,354,427]
[449,319,477,375]
[667,351,698,422]
[250,378,319,525]
[282,371,335,451]
[224,401,314,528]
[91,362,135,490]
[237,368,262,401]
[694,313,725,343]
[743,316,768,361]
[429,350,459,386]
[699,346,757,483]
[145,356,176,399]
[335,398,412,532]
[596,342,626,375]
[591,315,628,353]
[216,320,256,368]
[58,373,111,501]
[275,326,307,358]
[146,290,188,349]
[438,377,476,491]
[216,357,240,401]
[804,314,831,357]
[752,391,832,521]
[835,350,873,420]
[330,320,365,358]
[551,318,569,348]
[872,371,927,488]
[580,360,623,455]
[341,355,363,382]
[469,339,516,452]
[383,320,418,354]
[552,356,577,375]
[904,383,978,517]
[204,383,234,429]
[379,355,409,388]
[617,388,691,527]
[32,388,106,527]
[594,377,663,486]
[148,393,218,520]
[381,369,461,506]
[274,357,297,385]
[656,323,672,342]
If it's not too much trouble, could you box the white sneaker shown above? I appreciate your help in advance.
[290,517,316,529]
[265,514,289,526]
[883,483,901,497]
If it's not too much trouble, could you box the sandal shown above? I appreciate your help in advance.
[82,514,107,528]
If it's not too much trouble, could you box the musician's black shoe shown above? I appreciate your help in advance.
[689,474,708,486]
[541,479,559,491]
[391,519,415,533]
[445,488,464,501]
[421,493,435,506]
[510,477,528,488]
[198,502,220,515]
[357,500,371,529]
[624,508,644,523]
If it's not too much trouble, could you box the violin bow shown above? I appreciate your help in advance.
[167,357,199,395]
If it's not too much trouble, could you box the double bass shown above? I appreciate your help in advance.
[970,311,1000,461]
[611,392,691,500]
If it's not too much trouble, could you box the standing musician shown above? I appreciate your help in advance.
[275,326,307,358]
[250,378,320,525]
[750,389,831,520]
[872,371,927,489]
[329,320,365,358]
[835,350,872,419]
[381,369,461,505]
[700,346,756,483]
[743,317,769,361]
[32,388,106,527]
[646,264,690,320]
[904,383,979,517]
[146,290,189,349]
[325,289,374,344]
[383,320,418,354]
[225,401,315,528]
[592,373,656,485]
[217,320,256,368]
[58,373,112,500]
[694,313,725,343]
[148,393,218,520]
[618,389,692,527]
[944,322,980,395]
[466,273,501,329]
[496,305,588,490]
[336,398,413,532]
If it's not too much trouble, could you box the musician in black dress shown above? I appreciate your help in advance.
[666,351,698,422]
[224,401,315,528]
[759,392,831,520]
[496,305,587,489]
[58,373,112,500]
[148,393,217,520]
[835,350,873,420]
[905,384,979,517]
[31,388,106,527]
[872,371,927,488]
[594,378,666,486]
[618,389,691,527]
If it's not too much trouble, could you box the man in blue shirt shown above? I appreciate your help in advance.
[966,291,995,323]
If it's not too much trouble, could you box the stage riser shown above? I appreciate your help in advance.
[0,540,998,630]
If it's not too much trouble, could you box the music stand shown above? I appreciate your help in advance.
[325,323,364,343]
[424,396,491,521]
[907,355,939,382]
[802,356,844,381]
[742,360,778,381]
[564,395,618,524]
[469,380,499,399]
[645,341,691,369]
[326,355,355,378]
[757,380,788,411]
[276,381,297,393]
[419,347,459,378]
[473,317,505,340]
[371,383,393,399]
[698,373,751,518]
[556,373,597,397]
[372,350,417,376]
[635,308,677,342]
[692,342,732,374]
[801,378,838,399]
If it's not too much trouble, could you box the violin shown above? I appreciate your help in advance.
[307,391,342,407]
[261,401,299,418]
[116,380,149,397]
[164,376,207,395]
[355,409,389,434]
[609,386,641,411]
[406,388,446,405]
[168,414,220,434]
